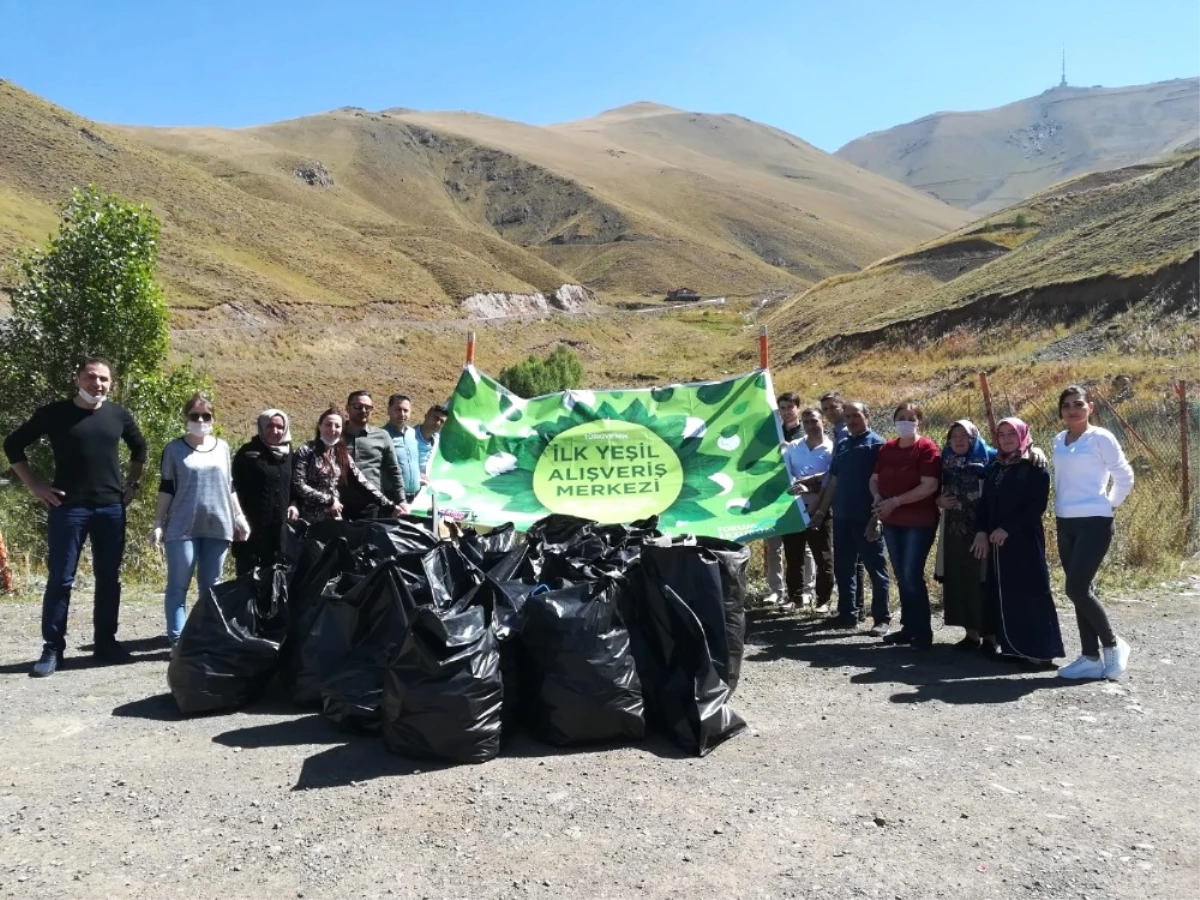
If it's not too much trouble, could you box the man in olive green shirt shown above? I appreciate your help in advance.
[342,390,406,519]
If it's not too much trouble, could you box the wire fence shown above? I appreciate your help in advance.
[863,376,1198,573]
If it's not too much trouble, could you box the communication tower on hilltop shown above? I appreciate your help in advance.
[1060,47,1068,87]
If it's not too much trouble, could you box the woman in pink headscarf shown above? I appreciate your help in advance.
[971,418,1064,665]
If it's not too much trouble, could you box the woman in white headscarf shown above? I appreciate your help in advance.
[231,409,293,575]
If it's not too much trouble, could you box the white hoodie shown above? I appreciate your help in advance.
[1052,426,1135,518]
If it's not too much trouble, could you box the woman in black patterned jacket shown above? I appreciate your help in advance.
[289,407,401,523]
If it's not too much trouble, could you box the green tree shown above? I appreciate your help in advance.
[497,345,585,398]
[0,186,209,577]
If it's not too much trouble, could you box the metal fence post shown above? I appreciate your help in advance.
[1178,380,1191,543]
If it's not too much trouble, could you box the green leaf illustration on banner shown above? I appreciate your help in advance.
[411,366,807,542]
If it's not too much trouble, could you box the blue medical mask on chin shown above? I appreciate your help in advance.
[895,420,918,439]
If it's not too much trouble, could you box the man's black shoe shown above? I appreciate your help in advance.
[824,615,859,630]
[31,646,63,678]
[93,640,132,664]
[881,629,913,645]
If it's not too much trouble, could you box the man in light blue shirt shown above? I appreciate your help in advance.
[384,394,422,497]
[414,404,448,479]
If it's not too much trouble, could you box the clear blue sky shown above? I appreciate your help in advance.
[4,0,1198,151]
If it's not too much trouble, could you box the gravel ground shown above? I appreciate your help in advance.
[0,591,1197,900]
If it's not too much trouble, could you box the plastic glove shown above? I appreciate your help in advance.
[150,524,163,548]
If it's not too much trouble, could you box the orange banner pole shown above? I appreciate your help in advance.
[758,326,769,370]
[0,527,13,595]
[465,330,476,366]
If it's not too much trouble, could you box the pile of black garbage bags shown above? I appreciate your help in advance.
[166,514,749,763]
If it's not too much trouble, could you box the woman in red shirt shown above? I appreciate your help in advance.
[869,402,942,649]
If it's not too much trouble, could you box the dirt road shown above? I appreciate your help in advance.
[0,593,1196,899]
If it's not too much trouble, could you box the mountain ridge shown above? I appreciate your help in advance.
[0,79,967,320]
[836,77,1199,214]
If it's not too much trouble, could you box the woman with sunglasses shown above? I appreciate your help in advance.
[289,406,404,523]
[152,393,250,646]
[1052,386,1135,680]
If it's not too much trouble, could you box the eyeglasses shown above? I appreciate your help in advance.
[1061,400,1088,409]
[188,412,213,422]
[351,403,374,412]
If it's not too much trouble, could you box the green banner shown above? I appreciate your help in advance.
[411,366,807,542]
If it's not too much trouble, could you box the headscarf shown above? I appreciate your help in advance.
[942,419,994,474]
[995,416,1032,466]
[257,409,292,459]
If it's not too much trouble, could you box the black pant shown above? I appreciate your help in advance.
[783,516,833,605]
[1056,516,1116,657]
[42,503,125,651]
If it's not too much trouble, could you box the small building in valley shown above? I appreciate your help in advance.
[665,287,702,301]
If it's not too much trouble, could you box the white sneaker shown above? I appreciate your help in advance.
[1101,637,1131,680]
[761,592,781,606]
[1058,655,1105,680]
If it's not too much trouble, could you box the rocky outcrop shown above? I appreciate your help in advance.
[461,283,595,319]
[294,161,334,188]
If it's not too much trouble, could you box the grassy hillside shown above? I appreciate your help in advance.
[0,80,968,325]
[767,152,1199,358]
[837,78,1199,214]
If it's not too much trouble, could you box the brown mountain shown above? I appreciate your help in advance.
[836,78,1199,214]
[0,80,966,321]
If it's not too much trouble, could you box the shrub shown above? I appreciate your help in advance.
[497,345,585,398]
[0,186,210,584]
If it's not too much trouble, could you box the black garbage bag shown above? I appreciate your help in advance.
[640,540,749,691]
[457,576,534,735]
[693,537,749,691]
[484,541,541,582]
[281,538,358,696]
[519,580,645,746]
[304,517,439,560]
[394,543,482,611]
[382,604,503,764]
[168,566,289,715]
[459,523,520,571]
[618,556,746,756]
[290,570,366,706]
[319,561,420,733]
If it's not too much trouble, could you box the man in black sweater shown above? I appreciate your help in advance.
[3,358,148,677]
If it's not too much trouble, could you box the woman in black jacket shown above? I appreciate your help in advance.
[231,409,293,576]
[971,417,1064,665]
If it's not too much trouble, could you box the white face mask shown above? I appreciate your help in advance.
[320,435,340,447]
[895,420,918,439]
[187,421,213,437]
[78,388,105,407]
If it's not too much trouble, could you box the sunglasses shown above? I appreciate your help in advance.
[1061,400,1088,410]
[188,412,213,422]
[351,403,374,412]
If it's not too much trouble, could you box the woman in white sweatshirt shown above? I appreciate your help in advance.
[1052,385,1135,681]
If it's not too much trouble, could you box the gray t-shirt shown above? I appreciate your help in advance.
[160,437,235,542]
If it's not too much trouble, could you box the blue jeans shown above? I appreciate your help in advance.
[164,538,230,642]
[883,524,937,642]
[832,517,890,622]
[42,503,127,652]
